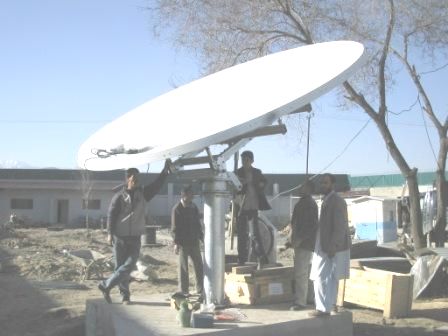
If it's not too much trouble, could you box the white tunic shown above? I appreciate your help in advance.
[310,191,350,281]
[309,227,350,281]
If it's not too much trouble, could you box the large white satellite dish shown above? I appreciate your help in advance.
[78,41,367,171]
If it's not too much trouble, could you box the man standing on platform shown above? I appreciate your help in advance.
[98,160,171,304]
[235,150,271,267]
[309,173,350,317]
[287,179,318,310]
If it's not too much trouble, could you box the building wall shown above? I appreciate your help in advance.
[369,185,434,198]
[0,169,353,229]
[351,198,398,243]
[0,187,115,227]
[1,183,295,229]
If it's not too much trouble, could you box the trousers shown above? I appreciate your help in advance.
[104,235,141,298]
[178,242,204,295]
[237,210,268,264]
[293,246,313,306]
[312,259,339,313]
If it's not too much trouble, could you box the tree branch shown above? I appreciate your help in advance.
[277,0,314,44]
[378,0,395,119]
[392,49,444,136]
[343,81,379,121]
[231,25,308,45]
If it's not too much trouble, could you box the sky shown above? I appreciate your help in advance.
[1,0,446,177]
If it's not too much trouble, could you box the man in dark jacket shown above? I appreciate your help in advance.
[98,160,170,304]
[171,185,204,298]
[287,179,318,310]
[309,173,350,317]
[235,150,271,266]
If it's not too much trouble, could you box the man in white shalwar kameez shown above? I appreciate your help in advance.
[309,173,350,317]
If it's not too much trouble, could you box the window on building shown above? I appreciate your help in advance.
[11,199,33,209]
[82,199,101,210]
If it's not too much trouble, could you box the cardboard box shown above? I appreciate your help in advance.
[224,266,294,305]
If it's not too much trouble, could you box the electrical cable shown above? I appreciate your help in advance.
[418,96,439,168]
[269,118,371,201]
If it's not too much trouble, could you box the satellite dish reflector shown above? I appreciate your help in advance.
[78,40,367,171]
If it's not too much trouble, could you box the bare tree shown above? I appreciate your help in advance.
[148,0,448,248]
[385,1,448,246]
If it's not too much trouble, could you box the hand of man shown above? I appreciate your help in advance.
[174,244,179,255]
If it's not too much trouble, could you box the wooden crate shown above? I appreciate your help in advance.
[337,267,413,318]
[224,266,294,305]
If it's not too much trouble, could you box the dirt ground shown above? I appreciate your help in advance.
[0,227,447,336]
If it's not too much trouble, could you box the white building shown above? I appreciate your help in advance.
[351,196,399,243]
[0,169,350,229]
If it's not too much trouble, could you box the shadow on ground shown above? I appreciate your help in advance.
[410,307,448,324]
[354,323,442,336]
[0,231,84,336]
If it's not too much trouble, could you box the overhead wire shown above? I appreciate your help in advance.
[270,118,371,201]
[418,95,439,168]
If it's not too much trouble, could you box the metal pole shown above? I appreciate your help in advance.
[202,176,229,305]
[305,113,311,176]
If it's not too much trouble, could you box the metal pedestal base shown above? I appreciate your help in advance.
[202,176,230,305]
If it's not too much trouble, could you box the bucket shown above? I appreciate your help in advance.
[141,226,158,245]
[178,306,192,327]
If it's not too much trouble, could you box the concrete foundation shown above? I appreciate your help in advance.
[86,294,352,336]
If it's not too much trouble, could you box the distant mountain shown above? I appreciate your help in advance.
[0,160,35,169]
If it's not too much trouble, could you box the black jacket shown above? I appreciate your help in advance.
[107,170,168,237]
[171,201,204,246]
[235,166,271,211]
[289,195,318,251]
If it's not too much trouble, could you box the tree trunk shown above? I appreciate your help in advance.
[434,137,448,247]
[342,80,426,249]
[374,118,426,248]
[406,170,425,249]
[399,51,448,248]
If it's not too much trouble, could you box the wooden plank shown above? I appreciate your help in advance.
[337,279,346,306]
[232,264,258,274]
[254,294,294,305]
[249,275,295,285]
[342,268,387,310]
[225,273,253,282]
[226,266,294,283]
[339,267,413,318]
[352,257,412,274]
[383,273,394,318]
[387,274,413,318]
[225,262,257,273]
[343,283,386,310]
[349,260,366,270]
[363,266,410,277]
[253,266,294,277]
[224,281,255,304]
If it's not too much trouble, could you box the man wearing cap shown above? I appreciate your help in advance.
[235,150,271,266]
[171,185,204,299]
[98,160,171,304]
